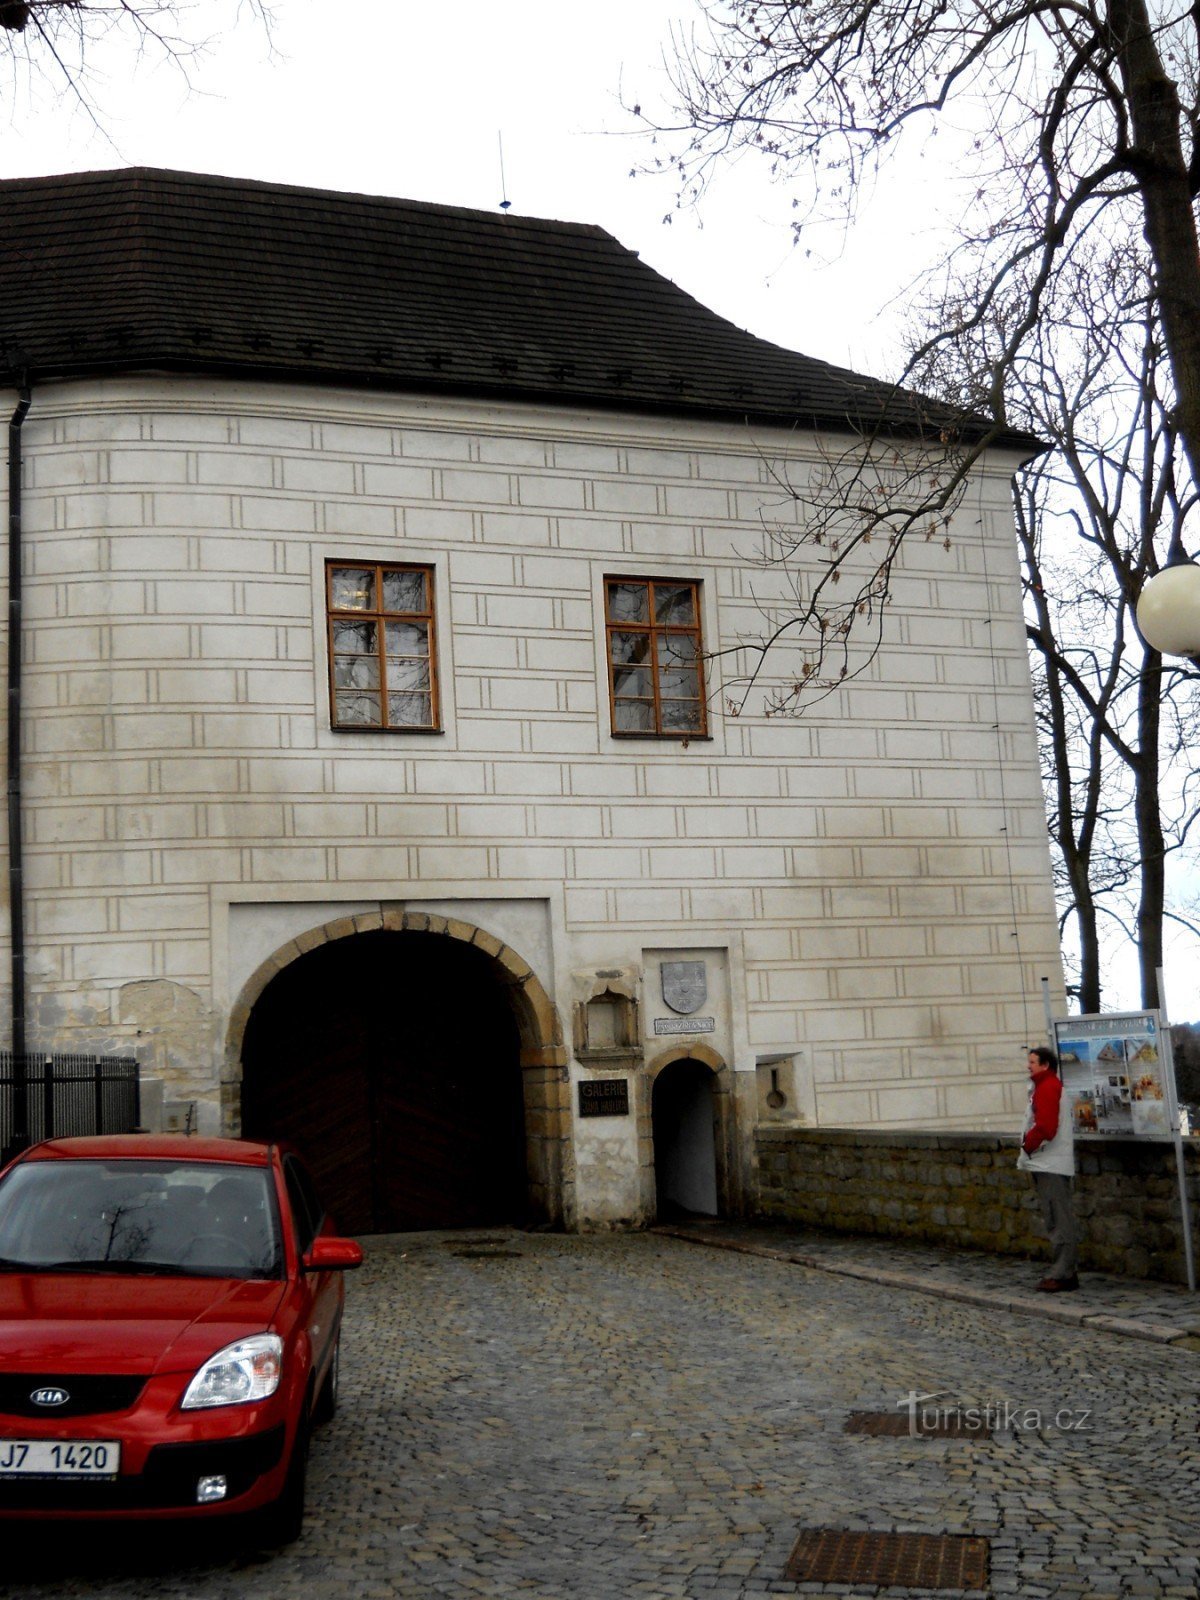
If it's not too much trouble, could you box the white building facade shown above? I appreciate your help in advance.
[1,171,1065,1231]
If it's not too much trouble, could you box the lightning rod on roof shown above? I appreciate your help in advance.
[498,133,512,212]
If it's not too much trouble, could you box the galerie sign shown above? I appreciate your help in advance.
[577,1079,630,1118]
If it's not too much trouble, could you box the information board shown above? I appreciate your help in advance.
[1051,1010,1179,1141]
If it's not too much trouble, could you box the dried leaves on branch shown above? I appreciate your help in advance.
[721,422,976,715]
[645,0,1200,688]
[645,1,1199,1000]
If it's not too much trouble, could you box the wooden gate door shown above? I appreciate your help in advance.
[373,1041,527,1231]
[241,1009,376,1235]
[240,930,528,1233]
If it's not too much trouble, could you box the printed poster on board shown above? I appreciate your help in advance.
[1052,1011,1177,1141]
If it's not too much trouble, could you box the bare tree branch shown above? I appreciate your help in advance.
[2,0,273,122]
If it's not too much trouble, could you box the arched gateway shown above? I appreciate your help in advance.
[226,911,568,1233]
[645,1043,731,1222]
[652,1058,719,1220]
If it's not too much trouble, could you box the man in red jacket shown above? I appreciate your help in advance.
[1017,1046,1080,1291]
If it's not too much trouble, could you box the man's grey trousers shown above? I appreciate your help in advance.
[1031,1171,1080,1279]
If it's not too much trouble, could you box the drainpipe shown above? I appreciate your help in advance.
[7,381,31,1152]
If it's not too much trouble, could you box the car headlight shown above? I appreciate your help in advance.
[181,1334,283,1410]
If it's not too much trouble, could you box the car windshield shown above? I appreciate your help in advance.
[0,1159,284,1279]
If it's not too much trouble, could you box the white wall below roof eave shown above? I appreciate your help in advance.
[9,373,1065,1143]
[14,370,987,461]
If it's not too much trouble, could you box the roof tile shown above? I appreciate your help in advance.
[0,167,1023,445]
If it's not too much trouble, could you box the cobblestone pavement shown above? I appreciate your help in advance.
[3,1228,1199,1599]
[656,1219,1200,1345]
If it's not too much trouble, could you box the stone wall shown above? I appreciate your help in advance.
[755,1127,1200,1283]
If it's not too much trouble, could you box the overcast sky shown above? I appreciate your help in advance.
[2,0,1192,1014]
[0,0,954,375]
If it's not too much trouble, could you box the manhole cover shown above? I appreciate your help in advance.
[785,1530,989,1591]
[443,1237,511,1248]
[845,1410,992,1439]
[453,1249,523,1260]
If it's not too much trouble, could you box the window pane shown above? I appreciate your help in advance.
[603,575,703,737]
[607,582,649,624]
[330,568,375,610]
[328,563,439,734]
[335,691,381,725]
[661,699,704,732]
[386,657,431,692]
[388,692,432,727]
[610,630,651,666]
[659,667,700,699]
[283,1162,317,1253]
[614,698,656,732]
[654,584,695,626]
[334,656,380,689]
[613,666,653,699]
[657,633,698,668]
[382,569,426,613]
[332,620,377,655]
[0,1161,282,1280]
[385,620,429,657]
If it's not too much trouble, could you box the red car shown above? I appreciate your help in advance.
[0,1134,362,1542]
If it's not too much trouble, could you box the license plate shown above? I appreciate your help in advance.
[0,1439,120,1477]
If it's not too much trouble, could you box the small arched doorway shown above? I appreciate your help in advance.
[240,928,530,1234]
[652,1057,720,1220]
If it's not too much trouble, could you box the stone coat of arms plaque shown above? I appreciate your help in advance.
[661,960,707,1015]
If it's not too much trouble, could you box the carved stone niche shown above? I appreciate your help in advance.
[572,966,642,1070]
[755,1052,807,1126]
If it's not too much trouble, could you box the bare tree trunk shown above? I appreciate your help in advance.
[1109,0,1200,502]
[1020,494,1107,1011]
[1071,857,1105,1014]
[656,0,1200,1002]
[1036,630,1106,1012]
[1134,653,1166,1007]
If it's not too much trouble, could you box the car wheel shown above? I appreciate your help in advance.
[312,1337,339,1426]
[256,1415,309,1548]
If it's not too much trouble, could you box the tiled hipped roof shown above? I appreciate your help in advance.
[0,167,1025,446]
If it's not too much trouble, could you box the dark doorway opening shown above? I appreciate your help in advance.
[241,930,527,1235]
[652,1058,719,1221]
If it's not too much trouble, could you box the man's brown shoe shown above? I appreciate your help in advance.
[1036,1275,1079,1292]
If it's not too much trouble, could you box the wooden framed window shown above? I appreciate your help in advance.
[327,562,439,731]
[605,577,707,737]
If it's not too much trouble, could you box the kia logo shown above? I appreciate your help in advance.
[30,1387,69,1407]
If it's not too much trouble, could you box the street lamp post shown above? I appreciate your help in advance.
[1135,558,1199,1289]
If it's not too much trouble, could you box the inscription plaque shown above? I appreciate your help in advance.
[578,1079,630,1117]
[653,1016,715,1036]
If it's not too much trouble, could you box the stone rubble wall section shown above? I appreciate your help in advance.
[755,1126,1200,1283]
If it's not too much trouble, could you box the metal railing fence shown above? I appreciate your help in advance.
[0,1053,140,1162]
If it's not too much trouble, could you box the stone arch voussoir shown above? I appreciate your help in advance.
[645,1041,727,1085]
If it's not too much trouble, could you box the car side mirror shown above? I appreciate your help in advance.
[303,1237,364,1272]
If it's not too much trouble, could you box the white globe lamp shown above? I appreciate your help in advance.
[1136,563,1200,656]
